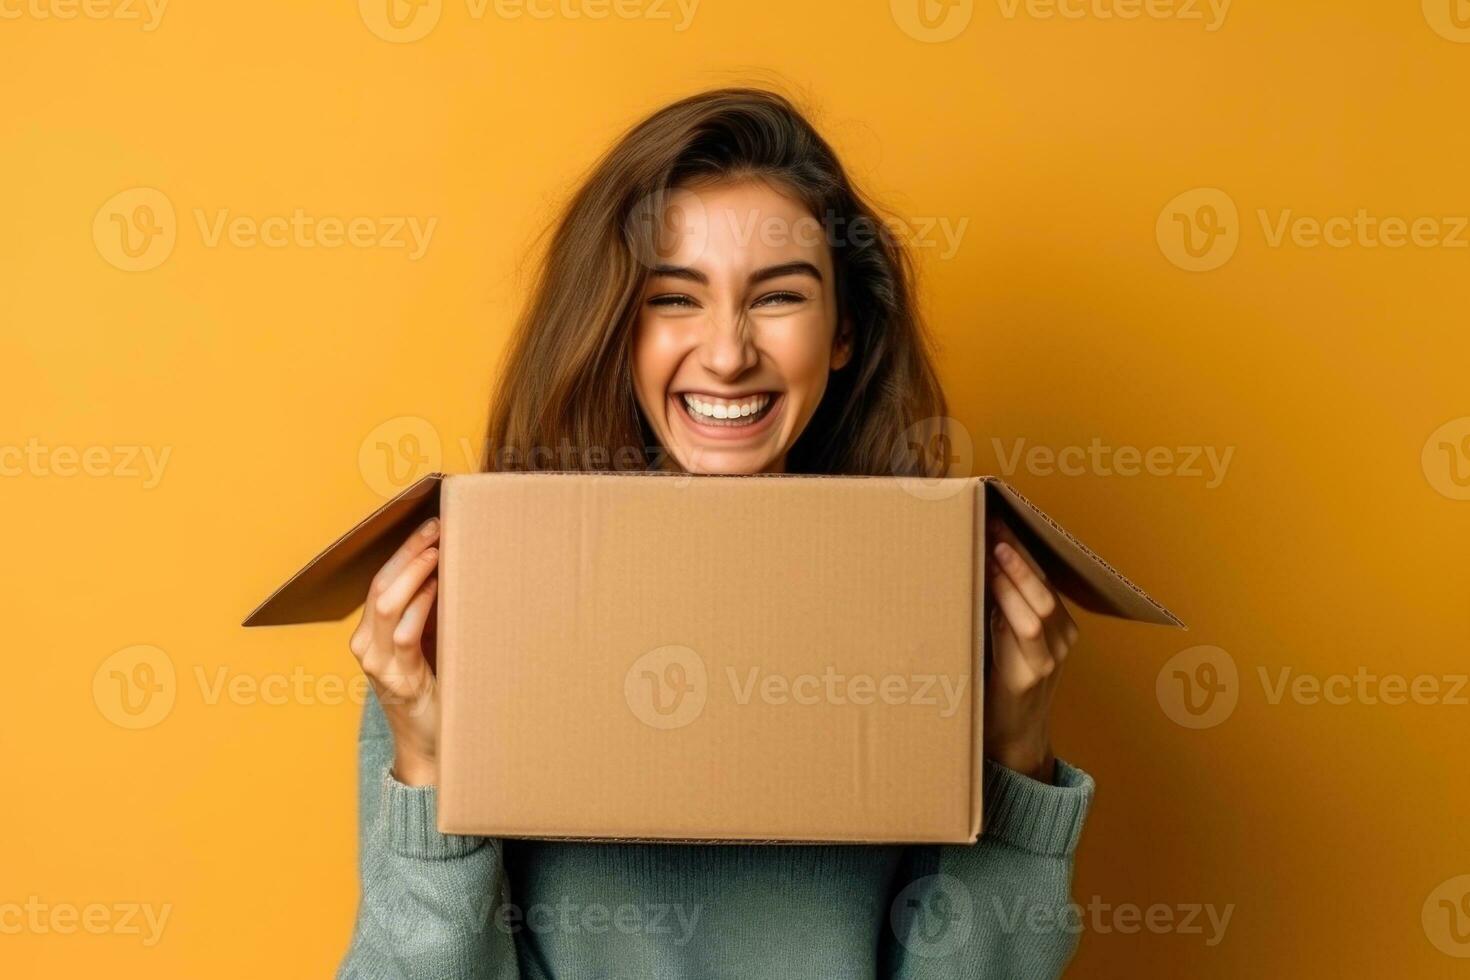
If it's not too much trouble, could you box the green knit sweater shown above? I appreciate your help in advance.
[339,693,1093,979]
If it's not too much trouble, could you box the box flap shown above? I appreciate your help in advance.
[241,474,444,626]
[984,478,1185,628]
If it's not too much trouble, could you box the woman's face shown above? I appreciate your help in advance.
[631,179,850,475]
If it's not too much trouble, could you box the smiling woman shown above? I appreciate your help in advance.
[483,87,947,476]
[341,88,1091,980]
[633,181,854,474]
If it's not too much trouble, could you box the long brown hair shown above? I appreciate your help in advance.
[484,87,948,477]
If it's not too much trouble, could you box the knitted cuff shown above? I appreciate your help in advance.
[379,767,487,861]
[981,758,1095,857]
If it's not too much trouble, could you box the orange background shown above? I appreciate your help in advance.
[4,0,1468,976]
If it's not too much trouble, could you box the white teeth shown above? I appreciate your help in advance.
[681,393,772,425]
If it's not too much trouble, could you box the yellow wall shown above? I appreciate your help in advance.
[4,1,1467,975]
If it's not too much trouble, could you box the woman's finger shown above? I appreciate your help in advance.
[371,517,440,599]
[354,518,440,649]
[994,540,1058,621]
[1043,608,1079,663]
[392,576,438,655]
[373,547,439,637]
[989,519,1048,582]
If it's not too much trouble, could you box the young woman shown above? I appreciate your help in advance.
[341,88,1089,980]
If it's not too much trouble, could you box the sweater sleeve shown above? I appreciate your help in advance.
[886,759,1094,980]
[337,691,520,980]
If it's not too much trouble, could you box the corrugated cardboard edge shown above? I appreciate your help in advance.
[241,473,445,626]
[984,477,1186,630]
[969,480,987,843]
[436,474,467,832]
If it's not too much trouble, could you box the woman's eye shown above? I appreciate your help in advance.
[751,291,806,308]
[648,294,699,309]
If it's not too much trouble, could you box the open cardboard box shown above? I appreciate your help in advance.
[245,472,1183,844]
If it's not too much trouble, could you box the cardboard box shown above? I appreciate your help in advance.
[245,473,1182,844]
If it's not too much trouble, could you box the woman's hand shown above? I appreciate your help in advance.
[984,518,1079,785]
[349,517,442,787]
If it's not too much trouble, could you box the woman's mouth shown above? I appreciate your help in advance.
[678,392,776,428]
[670,391,784,445]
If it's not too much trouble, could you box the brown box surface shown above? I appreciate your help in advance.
[246,472,1182,844]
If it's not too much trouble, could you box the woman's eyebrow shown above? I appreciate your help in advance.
[650,264,708,285]
[648,261,823,286]
[750,261,823,285]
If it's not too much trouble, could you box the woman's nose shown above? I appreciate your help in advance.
[697,313,759,380]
